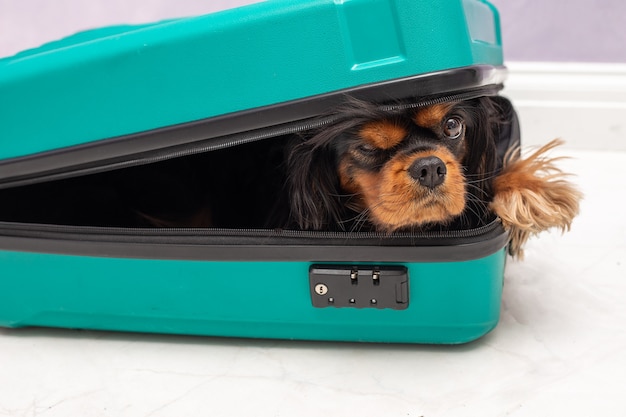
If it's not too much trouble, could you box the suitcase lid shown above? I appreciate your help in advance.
[0,0,503,164]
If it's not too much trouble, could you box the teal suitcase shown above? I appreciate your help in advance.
[0,0,513,344]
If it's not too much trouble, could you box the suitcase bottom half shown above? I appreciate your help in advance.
[0,247,505,344]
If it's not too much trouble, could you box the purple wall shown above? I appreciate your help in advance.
[489,0,626,63]
[1,0,625,62]
[0,0,258,58]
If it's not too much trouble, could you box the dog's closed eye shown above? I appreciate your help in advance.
[355,143,379,156]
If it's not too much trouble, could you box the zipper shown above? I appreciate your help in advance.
[0,217,504,245]
[0,83,507,248]
[0,84,502,189]
[119,86,503,169]
[0,217,508,262]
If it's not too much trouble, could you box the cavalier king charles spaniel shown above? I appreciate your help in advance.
[82,95,579,259]
[0,95,581,260]
[286,96,582,257]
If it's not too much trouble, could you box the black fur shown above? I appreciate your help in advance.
[286,96,515,232]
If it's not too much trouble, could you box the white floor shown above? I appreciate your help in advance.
[0,148,624,417]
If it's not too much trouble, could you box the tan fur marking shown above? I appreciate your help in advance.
[338,148,466,231]
[359,120,407,149]
[338,159,354,193]
[490,139,583,259]
[414,104,454,129]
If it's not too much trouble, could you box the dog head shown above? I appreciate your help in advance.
[287,96,513,232]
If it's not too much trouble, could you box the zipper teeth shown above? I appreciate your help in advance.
[63,86,502,174]
[0,218,501,241]
[146,87,500,164]
[379,87,500,112]
[120,116,340,168]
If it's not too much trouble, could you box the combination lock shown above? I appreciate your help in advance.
[309,265,408,310]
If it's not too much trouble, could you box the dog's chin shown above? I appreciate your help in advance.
[366,194,466,233]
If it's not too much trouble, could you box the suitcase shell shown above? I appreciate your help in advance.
[0,0,510,344]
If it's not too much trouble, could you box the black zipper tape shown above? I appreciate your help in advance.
[0,218,507,262]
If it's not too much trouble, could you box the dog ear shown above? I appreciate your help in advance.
[454,96,514,218]
[489,95,522,170]
[490,139,582,259]
[479,98,582,258]
[286,136,345,230]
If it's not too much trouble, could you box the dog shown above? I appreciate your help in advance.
[104,95,580,259]
[286,96,582,258]
[0,95,580,258]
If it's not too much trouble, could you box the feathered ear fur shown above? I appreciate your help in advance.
[286,135,345,230]
[490,139,582,259]
[452,96,518,227]
[458,97,501,199]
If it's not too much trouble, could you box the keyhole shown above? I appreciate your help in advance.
[315,283,328,295]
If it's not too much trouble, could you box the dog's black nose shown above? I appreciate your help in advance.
[408,156,447,189]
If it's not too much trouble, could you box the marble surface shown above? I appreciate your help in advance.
[1,149,624,416]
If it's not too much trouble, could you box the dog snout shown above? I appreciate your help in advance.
[408,156,447,189]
